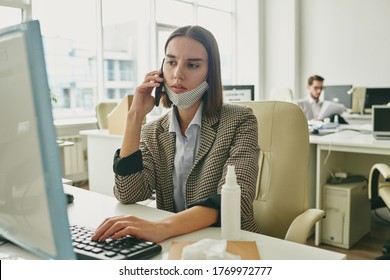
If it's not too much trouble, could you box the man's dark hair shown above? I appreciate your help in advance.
[308,75,324,86]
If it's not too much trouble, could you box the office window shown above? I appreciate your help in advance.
[119,61,132,81]
[155,0,234,84]
[32,0,98,119]
[102,0,149,102]
[0,6,22,29]
[197,6,233,84]
[4,0,238,122]
[197,0,232,11]
[106,88,116,99]
[105,60,115,81]
[155,0,193,27]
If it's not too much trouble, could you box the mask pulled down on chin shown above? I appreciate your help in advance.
[165,81,209,109]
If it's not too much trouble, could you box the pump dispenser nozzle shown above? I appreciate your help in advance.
[226,165,238,188]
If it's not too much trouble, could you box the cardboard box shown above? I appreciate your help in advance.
[107,95,146,135]
[168,240,260,260]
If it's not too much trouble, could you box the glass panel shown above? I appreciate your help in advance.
[156,0,193,26]
[32,0,97,119]
[0,6,22,29]
[105,60,115,81]
[198,0,232,12]
[102,0,151,101]
[198,7,233,84]
[157,27,175,64]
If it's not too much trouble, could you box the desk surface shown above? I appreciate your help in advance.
[0,186,346,260]
[310,130,390,153]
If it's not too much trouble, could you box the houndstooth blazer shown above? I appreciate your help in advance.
[113,103,261,233]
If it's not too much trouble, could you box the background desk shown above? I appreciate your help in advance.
[310,130,390,245]
[0,185,346,260]
[79,129,122,196]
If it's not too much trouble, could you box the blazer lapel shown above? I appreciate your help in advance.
[193,113,219,167]
[156,114,176,211]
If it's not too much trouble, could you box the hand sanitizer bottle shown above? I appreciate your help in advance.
[221,165,241,240]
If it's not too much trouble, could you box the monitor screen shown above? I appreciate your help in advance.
[323,85,353,108]
[223,85,254,102]
[364,88,390,109]
[0,21,75,259]
[372,106,390,138]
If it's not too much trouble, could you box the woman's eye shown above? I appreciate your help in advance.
[188,63,199,68]
[166,60,175,65]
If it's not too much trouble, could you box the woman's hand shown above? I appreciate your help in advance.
[91,206,218,244]
[119,70,163,158]
[91,215,171,244]
[130,70,163,118]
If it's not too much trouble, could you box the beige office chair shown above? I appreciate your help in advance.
[236,101,325,244]
[368,163,390,259]
[96,101,117,129]
[368,163,390,210]
[269,87,294,102]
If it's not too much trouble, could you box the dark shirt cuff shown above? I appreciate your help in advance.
[187,193,221,227]
[113,149,143,176]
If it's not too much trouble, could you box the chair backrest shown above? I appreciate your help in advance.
[269,87,294,102]
[235,101,310,239]
[96,102,117,129]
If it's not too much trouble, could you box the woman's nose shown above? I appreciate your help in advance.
[174,65,184,81]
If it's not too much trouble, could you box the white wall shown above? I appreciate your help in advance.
[263,0,298,100]
[300,0,390,95]
[260,0,390,100]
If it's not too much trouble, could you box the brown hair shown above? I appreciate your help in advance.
[308,75,324,86]
[161,25,223,118]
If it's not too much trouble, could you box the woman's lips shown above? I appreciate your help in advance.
[171,84,187,93]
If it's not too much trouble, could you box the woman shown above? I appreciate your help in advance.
[92,25,260,243]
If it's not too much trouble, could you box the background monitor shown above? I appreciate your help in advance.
[223,85,254,102]
[364,88,390,110]
[372,105,390,139]
[0,21,75,259]
[323,85,353,108]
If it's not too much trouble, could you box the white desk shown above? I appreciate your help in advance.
[342,112,372,125]
[79,129,122,196]
[0,186,345,260]
[310,130,390,245]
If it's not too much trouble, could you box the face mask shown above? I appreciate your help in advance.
[165,81,209,109]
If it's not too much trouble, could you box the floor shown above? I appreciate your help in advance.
[307,207,390,260]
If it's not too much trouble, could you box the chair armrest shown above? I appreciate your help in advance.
[369,163,390,200]
[372,163,390,179]
[284,208,326,244]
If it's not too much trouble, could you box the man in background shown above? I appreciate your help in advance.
[296,75,325,121]
[297,74,347,124]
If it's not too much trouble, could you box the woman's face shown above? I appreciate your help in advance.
[163,36,208,93]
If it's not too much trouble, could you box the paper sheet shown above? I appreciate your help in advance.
[318,101,346,119]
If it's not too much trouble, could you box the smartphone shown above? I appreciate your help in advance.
[155,59,165,107]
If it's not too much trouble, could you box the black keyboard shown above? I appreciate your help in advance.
[70,225,162,260]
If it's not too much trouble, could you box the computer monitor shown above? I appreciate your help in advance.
[372,105,390,140]
[223,85,254,102]
[364,88,390,112]
[323,85,353,108]
[0,21,76,259]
